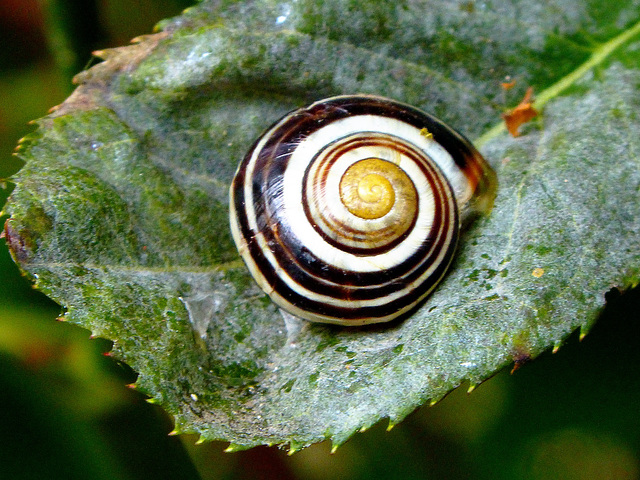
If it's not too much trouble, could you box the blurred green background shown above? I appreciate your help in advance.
[1,2,639,479]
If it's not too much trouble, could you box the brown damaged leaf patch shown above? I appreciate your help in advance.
[502,86,539,137]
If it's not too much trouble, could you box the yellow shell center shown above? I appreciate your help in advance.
[340,158,415,220]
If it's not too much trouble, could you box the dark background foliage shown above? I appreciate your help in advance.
[0,1,639,478]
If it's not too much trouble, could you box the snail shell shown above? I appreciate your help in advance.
[229,95,496,326]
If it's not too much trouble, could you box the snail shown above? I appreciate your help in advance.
[229,95,497,326]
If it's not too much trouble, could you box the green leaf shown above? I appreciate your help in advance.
[3,0,640,451]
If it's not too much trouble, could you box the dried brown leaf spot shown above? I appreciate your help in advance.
[502,86,538,137]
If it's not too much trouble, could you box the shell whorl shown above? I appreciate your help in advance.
[229,95,496,325]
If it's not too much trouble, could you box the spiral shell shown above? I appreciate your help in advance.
[229,95,496,325]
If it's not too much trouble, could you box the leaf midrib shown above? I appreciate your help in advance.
[476,18,640,149]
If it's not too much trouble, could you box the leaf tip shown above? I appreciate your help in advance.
[92,49,112,60]
[287,444,301,456]
[510,346,533,373]
[224,443,242,452]
[579,329,588,342]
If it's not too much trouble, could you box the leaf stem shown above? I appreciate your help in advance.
[475,18,640,149]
